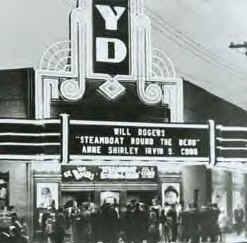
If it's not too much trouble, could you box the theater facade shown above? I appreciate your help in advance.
[0,0,247,240]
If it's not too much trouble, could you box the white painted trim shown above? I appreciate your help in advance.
[175,78,184,122]
[70,155,209,162]
[208,120,216,166]
[61,183,159,191]
[37,71,75,78]
[61,183,158,187]
[0,119,60,125]
[216,125,247,132]
[216,138,247,142]
[217,146,247,151]
[0,133,60,137]
[60,114,70,163]
[0,155,60,160]
[70,119,208,129]
[35,70,43,119]
[0,142,60,146]
[67,159,209,168]
[44,79,60,118]
[217,157,247,162]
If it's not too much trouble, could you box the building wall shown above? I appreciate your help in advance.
[1,70,247,124]
[182,166,208,207]
[0,72,247,226]
[0,162,28,218]
[0,69,33,118]
[184,80,247,220]
[184,80,247,125]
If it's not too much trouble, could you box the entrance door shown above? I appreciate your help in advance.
[61,191,95,207]
[127,191,158,206]
[100,191,120,206]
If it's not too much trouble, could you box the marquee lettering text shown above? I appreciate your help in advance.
[95,4,127,64]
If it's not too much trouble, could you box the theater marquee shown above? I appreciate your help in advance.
[35,0,183,122]
[62,166,157,182]
[0,117,246,166]
[68,120,210,161]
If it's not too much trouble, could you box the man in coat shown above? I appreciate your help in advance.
[234,204,244,235]
[100,200,119,243]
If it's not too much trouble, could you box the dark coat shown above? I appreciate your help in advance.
[234,208,244,223]
[100,205,119,243]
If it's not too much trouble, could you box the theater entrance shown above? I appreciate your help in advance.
[127,191,159,206]
[60,184,159,208]
[61,191,95,208]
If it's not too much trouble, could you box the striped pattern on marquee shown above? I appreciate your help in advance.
[216,125,247,162]
[0,119,61,155]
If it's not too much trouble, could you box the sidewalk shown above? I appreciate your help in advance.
[32,234,247,243]
[224,232,247,243]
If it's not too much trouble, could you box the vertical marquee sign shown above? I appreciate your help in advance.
[93,0,130,75]
[35,0,183,121]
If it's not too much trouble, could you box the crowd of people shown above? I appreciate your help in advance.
[0,211,29,243]
[38,198,225,243]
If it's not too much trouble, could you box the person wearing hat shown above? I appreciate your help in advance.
[234,204,244,235]
[53,208,66,243]
[100,200,119,243]
[164,186,179,242]
[124,202,134,243]
[132,202,148,243]
[164,186,179,206]
[90,203,100,243]
[78,202,92,243]
[147,207,159,243]
[71,200,81,243]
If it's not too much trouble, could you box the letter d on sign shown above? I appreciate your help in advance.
[96,38,127,63]
[93,0,130,75]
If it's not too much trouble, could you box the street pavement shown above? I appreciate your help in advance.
[224,232,247,243]
[32,233,247,243]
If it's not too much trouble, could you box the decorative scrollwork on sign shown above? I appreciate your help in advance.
[152,48,176,78]
[137,81,163,106]
[60,78,84,101]
[35,0,182,120]
[39,41,72,72]
[135,13,163,106]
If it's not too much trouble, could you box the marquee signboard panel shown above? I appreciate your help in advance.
[2,118,247,164]
[69,121,209,160]
[0,119,61,156]
[93,0,130,75]
[216,125,247,162]
[62,165,157,182]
